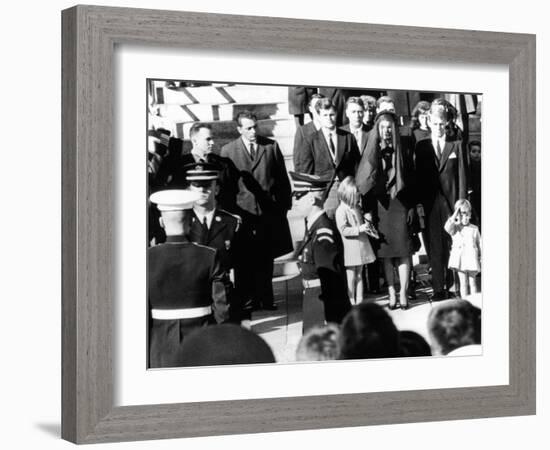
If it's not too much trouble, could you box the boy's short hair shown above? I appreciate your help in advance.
[454,198,472,214]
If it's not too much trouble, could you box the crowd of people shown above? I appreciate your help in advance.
[165,298,482,366]
[295,298,481,362]
[147,85,482,368]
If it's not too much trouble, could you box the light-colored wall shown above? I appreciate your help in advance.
[1,1,546,449]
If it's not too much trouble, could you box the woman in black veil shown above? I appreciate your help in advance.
[356,111,417,310]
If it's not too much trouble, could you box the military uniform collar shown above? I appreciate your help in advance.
[165,235,189,243]
[193,207,216,228]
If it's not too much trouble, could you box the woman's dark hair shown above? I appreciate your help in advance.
[338,303,401,359]
[409,100,431,130]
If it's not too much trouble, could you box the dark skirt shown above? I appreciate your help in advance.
[376,195,414,258]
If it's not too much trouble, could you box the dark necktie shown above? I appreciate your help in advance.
[201,216,209,244]
[328,133,336,161]
[436,140,442,160]
[249,143,256,161]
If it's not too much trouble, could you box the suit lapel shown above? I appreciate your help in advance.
[237,138,253,170]
[360,127,368,154]
[251,142,266,171]
[335,131,346,167]
[439,141,453,172]
[341,125,367,154]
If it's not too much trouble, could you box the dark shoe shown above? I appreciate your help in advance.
[399,293,410,310]
[388,303,399,311]
[262,303,278,311]
[429,291,448,302]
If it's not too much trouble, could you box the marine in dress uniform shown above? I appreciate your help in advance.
[183,162,251,323]
[148,189,232,368]
[291,172,352,328]
[167,123,240,212]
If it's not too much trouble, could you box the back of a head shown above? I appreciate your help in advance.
[399,330,432,357]
[175,324,275,367]
[296,324,340,362]
[338,303,401,360]
[427,299,481,355]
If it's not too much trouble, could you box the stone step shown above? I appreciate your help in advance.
[156,102,289,123]
[177,117,297,141]
[156,84,288,105]
[222,85,288,104]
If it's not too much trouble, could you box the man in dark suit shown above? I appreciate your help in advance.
[293,93,325,172]
[340,96,369,156]
[221,111,293,311]
[318,87,346,127]
[415,103,468,301]
[296,98,360,218]
[148,189,232,368]
[169,123,239,212]
[184,162,251,325]
[341,96,381,294]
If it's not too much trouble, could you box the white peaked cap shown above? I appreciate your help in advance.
[149,189,202,211]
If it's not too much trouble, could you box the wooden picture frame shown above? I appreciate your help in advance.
[62,5,536,444]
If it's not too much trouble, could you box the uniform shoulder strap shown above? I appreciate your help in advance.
[218,209,242,231]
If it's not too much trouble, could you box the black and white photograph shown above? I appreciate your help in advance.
[146,80,483,369]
